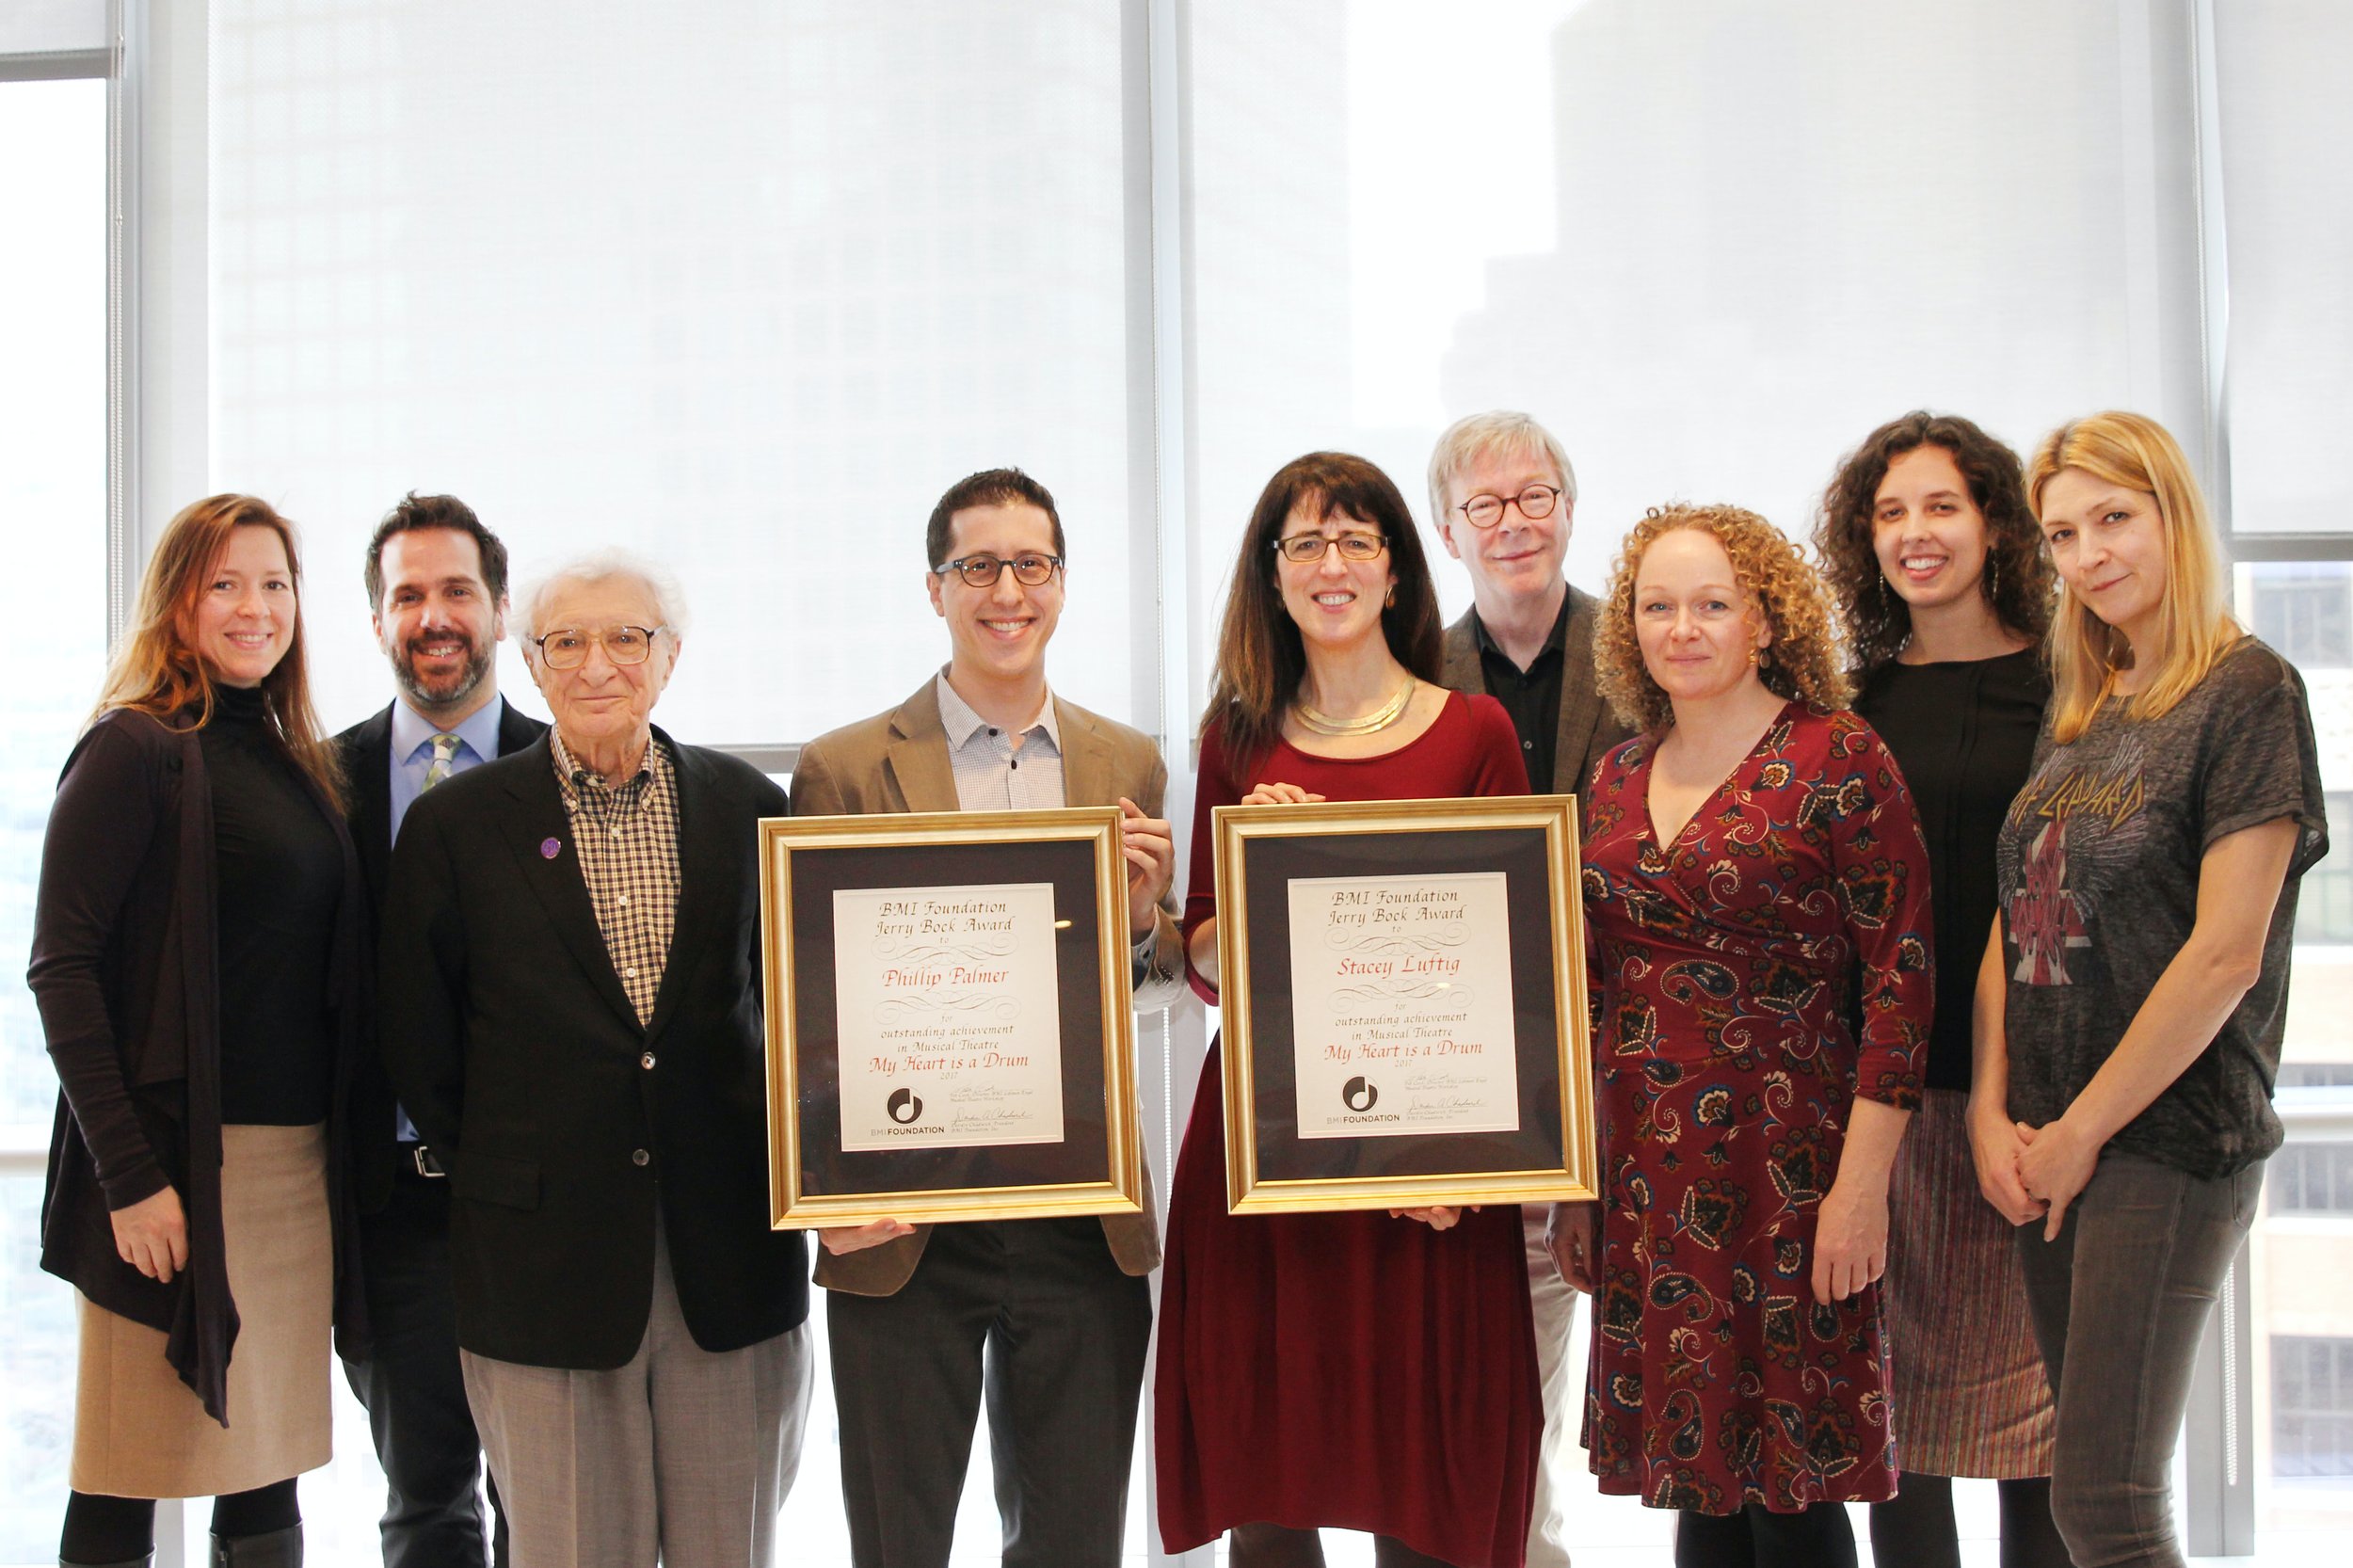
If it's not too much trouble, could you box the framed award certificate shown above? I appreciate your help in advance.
[1211,793,1598,1214]
[760,806,1145,1228]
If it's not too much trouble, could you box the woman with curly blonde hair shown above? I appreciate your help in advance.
[1559,504,1932,1568]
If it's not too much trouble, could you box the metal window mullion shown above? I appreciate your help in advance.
[105,0,136,650]
[1139,2,1209,1565]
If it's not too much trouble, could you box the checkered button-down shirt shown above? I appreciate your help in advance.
[551,729,680,1025]
[935,671,1066,811]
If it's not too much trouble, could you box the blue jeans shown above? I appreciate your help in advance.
[2014,1151,2264,1568]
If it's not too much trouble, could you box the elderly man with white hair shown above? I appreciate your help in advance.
[378,550,812,1568]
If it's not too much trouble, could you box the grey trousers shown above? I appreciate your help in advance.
[1522,1207,1577,1568]
[2014,1150,2264,1568]
[460,1225,814,1568]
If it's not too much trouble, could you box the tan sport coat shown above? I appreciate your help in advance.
[790,677,1179,1297]
[1440,583,1629,798]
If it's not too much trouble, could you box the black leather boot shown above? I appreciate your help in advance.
[208,1527,300,1568]
[59,1557,151,1568]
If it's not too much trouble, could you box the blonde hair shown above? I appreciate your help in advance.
[97,492,344,808]
[2025,411,2237,744]
[1426,410,1577,535]
[1594,504,1851,732]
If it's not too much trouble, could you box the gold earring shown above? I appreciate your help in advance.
[1747,646,1759,666]
[1385,585,1396,608]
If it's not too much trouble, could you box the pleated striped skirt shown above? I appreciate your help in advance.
[1881,1088,2057,1480]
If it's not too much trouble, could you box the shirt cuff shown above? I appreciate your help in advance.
[1130,922,1160,981]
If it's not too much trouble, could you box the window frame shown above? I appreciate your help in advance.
[35,0,2349,1563]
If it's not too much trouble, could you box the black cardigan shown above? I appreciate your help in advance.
[26,705,370,1424]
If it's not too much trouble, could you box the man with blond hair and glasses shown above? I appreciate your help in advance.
[1428,410,1625,1568]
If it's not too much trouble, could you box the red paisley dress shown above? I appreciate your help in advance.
[1578,702,1930,1514]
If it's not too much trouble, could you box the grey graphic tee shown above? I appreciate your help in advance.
[1995,638,2329,1179]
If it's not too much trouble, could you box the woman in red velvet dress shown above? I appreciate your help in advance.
[1156,452,1542,1568]
[1557,504,1931,1568]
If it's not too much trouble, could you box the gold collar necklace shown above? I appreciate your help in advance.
[1295,678,1417,736]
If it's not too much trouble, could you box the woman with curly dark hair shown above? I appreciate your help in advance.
[1814,412,2068,1568]
[1559,504,1931,1568]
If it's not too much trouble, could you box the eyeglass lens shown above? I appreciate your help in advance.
[541,627,652,668]
[1276,533,1385,563]
[952,555,1058,586]
[1463,485,1559,527]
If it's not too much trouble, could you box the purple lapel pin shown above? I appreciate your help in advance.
[540,837,562,859]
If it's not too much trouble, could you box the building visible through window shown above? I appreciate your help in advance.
[2273,1336,2353,1479]
[2249,565,2353,670]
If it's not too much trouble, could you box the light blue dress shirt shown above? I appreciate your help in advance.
[389,696,511,1142]
[389,696,509,842]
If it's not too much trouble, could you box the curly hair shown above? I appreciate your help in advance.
[1593,504,1851,732]
[1813,410,2054,672]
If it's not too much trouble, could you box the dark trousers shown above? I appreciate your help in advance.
[1673,1501,1855,1568]
[826,1216,1153,1568]
[340,1166,508,1568]
[2015,1151,2264,1568]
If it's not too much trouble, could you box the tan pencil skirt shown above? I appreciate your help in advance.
[72,1122,333,1499]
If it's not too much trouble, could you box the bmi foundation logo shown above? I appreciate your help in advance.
[887,1087,925,1125]
[1341,1076,1380,1112]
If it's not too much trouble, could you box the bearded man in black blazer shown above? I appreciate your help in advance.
[378,551,810,1568]
[338,493,542,1568]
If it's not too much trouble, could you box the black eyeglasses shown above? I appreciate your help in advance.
[934,553,1064,588]
[1458,484,1562,529]
[1273,532,1387,564]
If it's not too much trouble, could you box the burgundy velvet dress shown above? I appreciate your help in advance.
[1577,702,1931,1514]
[1155,691,1544,1568]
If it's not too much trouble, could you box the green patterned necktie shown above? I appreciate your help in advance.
[423,732,459,791]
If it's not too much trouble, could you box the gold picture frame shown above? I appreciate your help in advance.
[760,806,1144,1229]
[1212,793,1598,1215]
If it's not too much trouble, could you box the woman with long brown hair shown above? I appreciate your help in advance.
[1814,412,2068,1568]
[29,495,365,1568]
[1986,413,2326,1568]
[1155,453,1541,1568]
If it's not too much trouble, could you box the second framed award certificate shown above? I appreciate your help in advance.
[1212,794,1599,1214]
[760,807,1145,1228]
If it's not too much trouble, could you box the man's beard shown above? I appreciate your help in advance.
[393,633,492,710]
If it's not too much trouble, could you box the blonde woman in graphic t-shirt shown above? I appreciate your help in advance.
[1981,411,2329,1568]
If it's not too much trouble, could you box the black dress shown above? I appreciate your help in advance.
[1854,648,2057,1479]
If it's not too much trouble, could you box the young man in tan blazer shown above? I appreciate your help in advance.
[791,469,1181,1568]
[1429,411,1628,1568]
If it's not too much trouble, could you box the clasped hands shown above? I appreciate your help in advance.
[1970,1100,2096,1241]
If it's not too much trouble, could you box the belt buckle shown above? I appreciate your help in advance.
[411,1144,447,1179]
